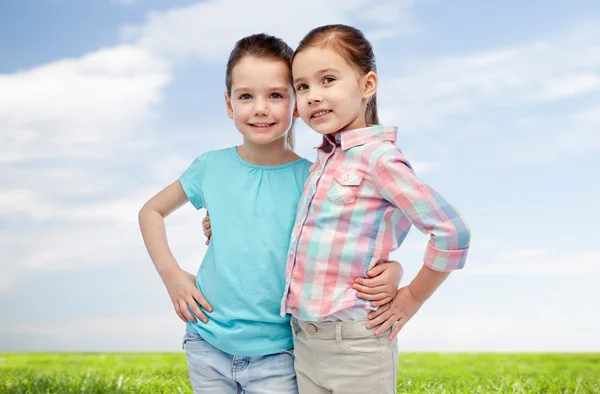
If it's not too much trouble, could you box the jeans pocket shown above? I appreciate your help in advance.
[182,331,205,350]
[278,348,295,359]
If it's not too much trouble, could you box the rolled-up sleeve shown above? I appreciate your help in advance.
[373,149,471,271]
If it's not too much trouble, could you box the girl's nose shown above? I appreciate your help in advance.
[253,100,269,116]
[308,95,322,105]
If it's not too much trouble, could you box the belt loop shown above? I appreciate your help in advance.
[335,322,351,352]
[291,318,298,338]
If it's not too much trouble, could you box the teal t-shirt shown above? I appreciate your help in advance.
[179,146,312,356]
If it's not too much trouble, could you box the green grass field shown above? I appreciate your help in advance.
[1,353,598,393]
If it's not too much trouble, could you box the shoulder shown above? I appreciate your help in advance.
[296,158,313,173]
[347,140,405,167]
[190,147,235,167]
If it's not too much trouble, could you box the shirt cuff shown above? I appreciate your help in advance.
[423,242,469,272]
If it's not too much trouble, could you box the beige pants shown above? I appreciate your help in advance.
[291,317,398,394]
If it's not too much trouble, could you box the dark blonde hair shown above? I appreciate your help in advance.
[294,24,379,125]
[226,33,295,149]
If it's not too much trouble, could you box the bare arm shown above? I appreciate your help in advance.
[139,181,188,276]
[139,180,212,323]
[408,265,451,303]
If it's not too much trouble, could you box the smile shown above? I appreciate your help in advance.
[248,123,276,128]
[311,110,332,119]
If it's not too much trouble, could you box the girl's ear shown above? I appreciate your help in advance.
[292,103,300,119]
[224,92,234,119]
[362,71,378,100]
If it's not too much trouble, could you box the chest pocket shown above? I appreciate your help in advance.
[327,167,364,205]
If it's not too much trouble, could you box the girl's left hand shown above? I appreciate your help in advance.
[353,261,403,307]
[366,286,424,340]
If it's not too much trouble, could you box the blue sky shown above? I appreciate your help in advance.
[0,0,599,352]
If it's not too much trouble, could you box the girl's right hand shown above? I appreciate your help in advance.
[161,267,213,323]
[202,212,211,245]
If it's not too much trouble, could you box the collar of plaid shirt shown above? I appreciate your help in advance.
[315,125,398,151]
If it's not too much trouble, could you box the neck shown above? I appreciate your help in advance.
[237,137,298,166]
[333,116,368,137]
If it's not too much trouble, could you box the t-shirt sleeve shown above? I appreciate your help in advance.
[179,153,208,210]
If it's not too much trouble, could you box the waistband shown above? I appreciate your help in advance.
[291,317,389,340]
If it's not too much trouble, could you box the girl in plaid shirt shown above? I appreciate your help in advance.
[280,25,472,393]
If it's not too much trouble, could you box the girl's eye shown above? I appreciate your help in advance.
[239,94,251,100]
[270,93,283,99]
[296,83,308,91]
[323,77,335,84]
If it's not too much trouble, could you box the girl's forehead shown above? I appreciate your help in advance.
[231,57,291,83]
[231,57,291,90]
[292,47,354,75]
[234,56,289,73]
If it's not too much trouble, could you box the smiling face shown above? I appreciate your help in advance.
[225,56,297,146]
[292,46,377,135]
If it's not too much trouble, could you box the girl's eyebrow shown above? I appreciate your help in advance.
[293,68,341,84]
[317,68,341,75]
[233,85,289,93]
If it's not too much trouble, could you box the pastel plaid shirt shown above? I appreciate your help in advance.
[280,126,471,321]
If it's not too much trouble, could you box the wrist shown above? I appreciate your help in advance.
[157,263,180,279]
[406,284,427,304]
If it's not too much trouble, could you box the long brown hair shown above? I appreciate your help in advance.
[225,33,295,149]
[294,24,379,126]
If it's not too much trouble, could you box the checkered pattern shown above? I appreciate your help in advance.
[280,126,471,321]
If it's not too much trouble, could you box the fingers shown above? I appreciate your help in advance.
[178,299,197,323]
[354,277,384,288]
[367,303,389,320]
[202,216,212,245]
[374,314,401,336]
[172,300,187,323]
[188,301,209,324]
[356,291,389,301]
[185,296,206,324]
[388,321,403,340]
[366,263,387,278]
[193,290,213,313]
[353,283,388,295]
[372,296,393,307]
[366,306,394,329]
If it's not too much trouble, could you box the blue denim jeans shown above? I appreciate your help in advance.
[182,331,298,394]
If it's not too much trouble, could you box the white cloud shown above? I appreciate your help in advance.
[123,0,421,61]
[532,73,600,101]
[0,45,170,163]
[378,22,600,131]
[374,22,600,171]
[465,248,600,276]
[112,0,141,5]
[558,105,600,150]
[0,197,207,292]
